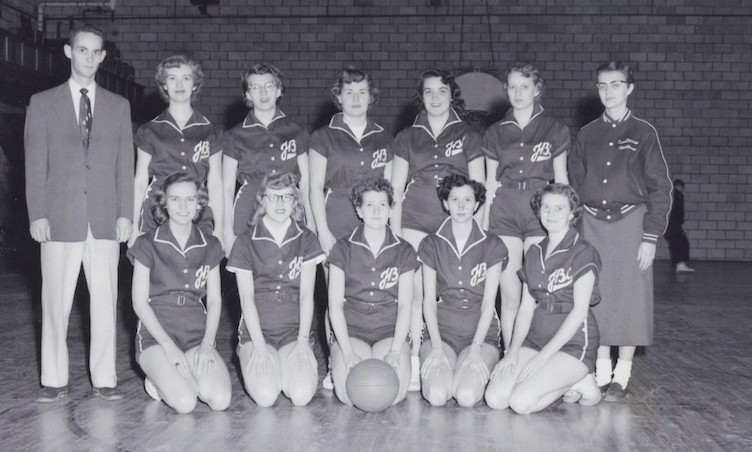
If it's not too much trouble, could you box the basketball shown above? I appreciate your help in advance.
[345,358,400,412]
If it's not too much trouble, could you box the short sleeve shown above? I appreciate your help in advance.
[226,234,255,273]
[208,125,222,156]
[391,129,410,161]
[127,234,155,268]
[551,120,571,158]
[327,239,348,270]
[220,128,241,161]
[571,242,601,285]
[134,123,155,155]
[485,236,509,272]
[295,126,311,156]
[463,128,485,161]
[397,242,419,274]
[309,127,330,158]
[417,235,438,270]
[302,230,326,265]
[205,235,225,269]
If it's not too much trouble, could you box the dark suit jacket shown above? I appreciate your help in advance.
[25,82,134,241]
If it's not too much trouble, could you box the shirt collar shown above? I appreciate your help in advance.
[347,223,402,258]
[532,227,580,264]
[152,108,211,134]
[411,108,463,139]
[242,108,286,129]
[251,218,303,248]
[435,217,487,260]
[602,109,632,123]
[499,103,544,127]
[154,224,208,256]
[328,112,384,142]
[68,78,96,109]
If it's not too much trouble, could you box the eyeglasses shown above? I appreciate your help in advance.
[595,80,629,90]
[249,82,278,94]
[263,193,294,203]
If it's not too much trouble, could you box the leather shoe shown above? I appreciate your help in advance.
[93,386,124,401]
[604,382,628,402]
[37,386,68,403]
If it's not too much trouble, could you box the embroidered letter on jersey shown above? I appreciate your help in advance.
[192,140,211,163]
[280,139,297,161]
[288,256,303,280]
[371,148,388,169]
[531,141,553,162]
[547,267,573,292]
[470,262,488,286]
[194,265,211,289]
[444,137,465,157]
[379,267,399,290]
[618,138,638,152]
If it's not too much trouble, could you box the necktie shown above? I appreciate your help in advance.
[79,88,92,149]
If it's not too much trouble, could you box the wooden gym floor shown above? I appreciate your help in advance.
[0,259,750,452]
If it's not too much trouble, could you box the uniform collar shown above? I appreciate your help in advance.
[242,108,286,129]
[251,218,303,248]
[154,224,208,256]
[435,217,487,260]
[411,108,463,139]
[328,112,384,142]
[347,223,402,258]
[152,108,211,134]
[499,102,544,127]
[602,109,632,124]
[532,227,580,265]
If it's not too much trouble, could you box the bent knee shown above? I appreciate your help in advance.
[205,390,232,411]
[454,386,482,408]
[286,386,315,407]
[170,394,198,414]
[422,385,450,407]
[484,388,510,410]
[508,392,537,415]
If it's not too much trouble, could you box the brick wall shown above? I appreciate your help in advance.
[25,1,752,260]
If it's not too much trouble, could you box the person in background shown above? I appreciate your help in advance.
[665,179,694,273]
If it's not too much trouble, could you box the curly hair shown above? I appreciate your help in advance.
[596,61,634,85]
[504,63,544,100]
[330,66,380,108]
[436,173,486,214]
[250,172,304,226]
[414,69,465,112]
[242,63,285,107]
[530,183,583,228]
[350,177,394,210]
[151,173,209,226]
[154,55,205,103]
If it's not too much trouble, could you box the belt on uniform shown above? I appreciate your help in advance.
[536,301,572,314]
[148,293,200,306]
[499,180,549,191]
[255,291,297,303]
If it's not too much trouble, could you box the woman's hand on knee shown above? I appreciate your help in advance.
[491,350,518,381]
[193,342,217,378]
[421,346,451,379]
[162,343,192,380]
[459,345,489,384]
[516,351,549,383]
[285,338,317,372]
[248,342,277,378]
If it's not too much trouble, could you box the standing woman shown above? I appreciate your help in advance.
[485,184,601,413]
[309,66,393,255]
[130,55,223,247]
[129,173,231,414]
[569,61,672,400]
[222,64,313,255]
[483,63,570,350]
[328,178,416,406]
[227,172,325,407]
[390,70,486,389]
[418,174,506,407]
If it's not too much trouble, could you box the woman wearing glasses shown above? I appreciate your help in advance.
[568,61,672,401]
[483,63,570,352]
[222,63,313,255]
[131,55,224,248]
[227,172,325,406]
[309,66,393,256]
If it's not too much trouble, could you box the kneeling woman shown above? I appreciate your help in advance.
[485,184,601,414]
[227,172,325,407]
[129,173,231,414]
[328,178,417,406]
[419,174,507,407]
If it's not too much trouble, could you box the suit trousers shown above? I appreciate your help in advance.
[40,228,119,388]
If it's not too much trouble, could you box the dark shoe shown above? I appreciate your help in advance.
[599,383,610,396]
[93,386,124,401]
[37,386,68,403]
[604,382,628,402]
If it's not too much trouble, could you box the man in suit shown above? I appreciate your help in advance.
[25,23,134,402]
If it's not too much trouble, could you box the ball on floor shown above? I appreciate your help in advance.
[346,358,399,412]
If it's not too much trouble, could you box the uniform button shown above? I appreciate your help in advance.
[603,179,608,184]
[271,157,275,161]
[276,285,281,289]
[359,148,364,152]
[458,266,462,270]
[606,161,611,166]
[434,175,438,179]
[279,274,284,278]
[458,281,463,285]
[180,138,185,142]
[269,143,274,147]
[519,170,523,174]
[606,215,612,220]
[183,269,188,273]
[371,282,375,286]
[272,169,276,173]
[180,152,185,156]
[278,260,283,265]
[434,155,438,159]
[360,161,364,165]
[538,284,542,288]
[371,267,376,271]
[460,288,464,292]
[519,156,524,161]
[602,200,607,205]
[184,284,189,288]
[182,166,187,170]
[434,144,438,148]
[369,291,374,296]
[612,124,616,128]
[520,143,524,147]
[609,142,613,146]
[434,164,438,167]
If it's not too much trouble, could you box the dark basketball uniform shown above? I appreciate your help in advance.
[128,225,224,357]
[520,228,601,371]
[227,220,325,348]
[328,224,418,345]
[418,218,508,352]
[309,113,392,239]
[222,110,310,235]
[134,109,221,234]
[393,109,485,234]
[484,104,569,238]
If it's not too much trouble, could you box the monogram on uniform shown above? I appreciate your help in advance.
[470,262,488,286]
[531,141,553,162]
[547,267,573,292]
[194,264,211,289]
[444,137,465,157]
[371,148,388,168]
[192,140,211,162]
[617,138,638,152]
[288,256,303,279]
[379,267,399,290]
[280,139,297,160]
